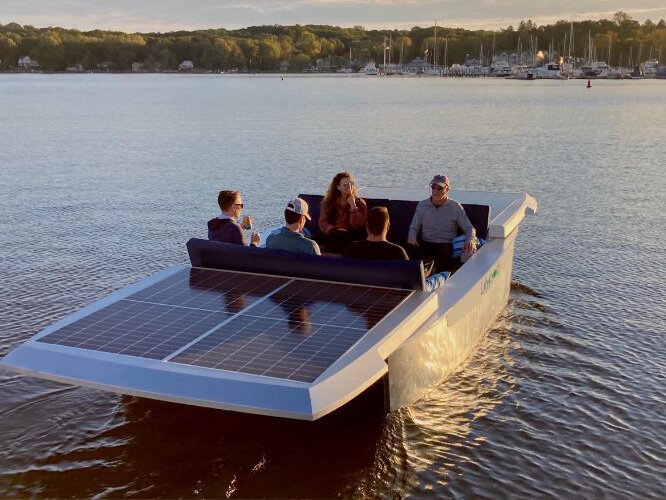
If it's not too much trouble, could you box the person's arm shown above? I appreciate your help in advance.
[250,231,260,247]
[311,240,322,256]
[456,205,477,252]
[408,202,424,246]
[319,209,332,235]
[349,198,367,230]
[233,224,247,246]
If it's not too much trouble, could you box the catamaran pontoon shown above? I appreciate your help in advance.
[0,187,537,420]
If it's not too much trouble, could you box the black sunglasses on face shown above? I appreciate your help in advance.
[431,185,446,191]
[233,203,244,208]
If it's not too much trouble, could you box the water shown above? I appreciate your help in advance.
[1,74,665,497]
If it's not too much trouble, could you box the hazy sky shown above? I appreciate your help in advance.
[1,0,665,32]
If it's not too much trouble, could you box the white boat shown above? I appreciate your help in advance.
[0,188,537,420]
[641,59,659,79]
[490,60,513,77]
[533,62,565,79]
[360,62,379,75]
[580,61,610,78]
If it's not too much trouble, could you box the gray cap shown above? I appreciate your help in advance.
[430,174,450,187]
[286,197,311,220]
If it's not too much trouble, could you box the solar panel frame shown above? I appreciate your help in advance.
[35,266,414,384]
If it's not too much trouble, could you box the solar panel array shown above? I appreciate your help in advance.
[38,268,412,382]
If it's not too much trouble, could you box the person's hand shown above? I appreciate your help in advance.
[347,196,357,210]
[250,231,261,246]
[408,237,419,247]
[462,238,476,254]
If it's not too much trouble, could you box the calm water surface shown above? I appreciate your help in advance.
[0,74,665,498]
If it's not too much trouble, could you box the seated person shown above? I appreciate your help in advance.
[407,174,476,272]
[266,198,321,256]
[344,206,449,291]
[318,172,367,253]
[208,190,260,246]
[343,206,408,261]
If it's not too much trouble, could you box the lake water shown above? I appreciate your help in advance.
[0,74,664,498]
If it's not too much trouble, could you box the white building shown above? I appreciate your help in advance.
[18,56,39,69]
[178,60,194,71]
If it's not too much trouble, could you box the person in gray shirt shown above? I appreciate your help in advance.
[266,198,321,256]
[407,174,477,271]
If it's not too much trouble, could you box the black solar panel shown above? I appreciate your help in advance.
[38,268,412,382]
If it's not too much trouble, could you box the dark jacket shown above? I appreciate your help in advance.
[207,217,245,245]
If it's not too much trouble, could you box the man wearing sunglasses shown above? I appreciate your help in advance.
[407,175,476,271]
[208,190,260,246]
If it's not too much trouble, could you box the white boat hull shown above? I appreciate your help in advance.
[387,230,516,408]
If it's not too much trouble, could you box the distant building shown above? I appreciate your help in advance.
[132,62,146,72]
[178,60,194,71]
[403,57,429,74]
[97,61,116,72]
[66,64,84,72]
[279,60,289,72]
[315,58,333,72]
[18,56,40,70]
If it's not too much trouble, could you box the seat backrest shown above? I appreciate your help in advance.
[387,200,490,244]
[298,193,490,243]
[187,238,425,290]
[462,204,490,240]
[298,193,323,239]
[387,200,419,245]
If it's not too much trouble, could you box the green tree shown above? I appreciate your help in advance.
[296,31,320,57]
[289,53,310,71]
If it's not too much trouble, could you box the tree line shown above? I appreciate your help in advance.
[1,12,664,72]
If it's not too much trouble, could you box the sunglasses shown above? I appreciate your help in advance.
[431,185,446,191]
[233,203,244,208]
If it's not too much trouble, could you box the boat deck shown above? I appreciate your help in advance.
[2,265,435,419]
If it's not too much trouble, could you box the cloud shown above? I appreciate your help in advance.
[1,0,665,32]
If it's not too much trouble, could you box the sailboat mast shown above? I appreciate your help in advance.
[434,21,438,67]
[389,33,392,65]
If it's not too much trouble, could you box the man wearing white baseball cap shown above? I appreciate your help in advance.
[266,198,321,256]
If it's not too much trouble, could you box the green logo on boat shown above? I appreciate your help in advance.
[481,266,500,295]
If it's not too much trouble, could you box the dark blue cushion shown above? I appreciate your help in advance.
[187,238,425,290]
[387,200,419,244]
[297,193,489,245]
[462,204,490,240]
[298,194,324,239]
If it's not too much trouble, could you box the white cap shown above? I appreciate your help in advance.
[286,198,311,220]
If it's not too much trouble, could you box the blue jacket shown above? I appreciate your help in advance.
[207,217,246,245]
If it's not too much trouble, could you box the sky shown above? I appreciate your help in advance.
[1,0,666,33]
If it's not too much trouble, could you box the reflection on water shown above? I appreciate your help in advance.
[0,291,523,498]
[1,75,665,497]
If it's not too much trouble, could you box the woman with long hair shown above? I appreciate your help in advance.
[319,172,367,252]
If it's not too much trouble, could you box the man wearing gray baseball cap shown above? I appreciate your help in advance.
[266,198,321,256]
[407,175,476,271]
